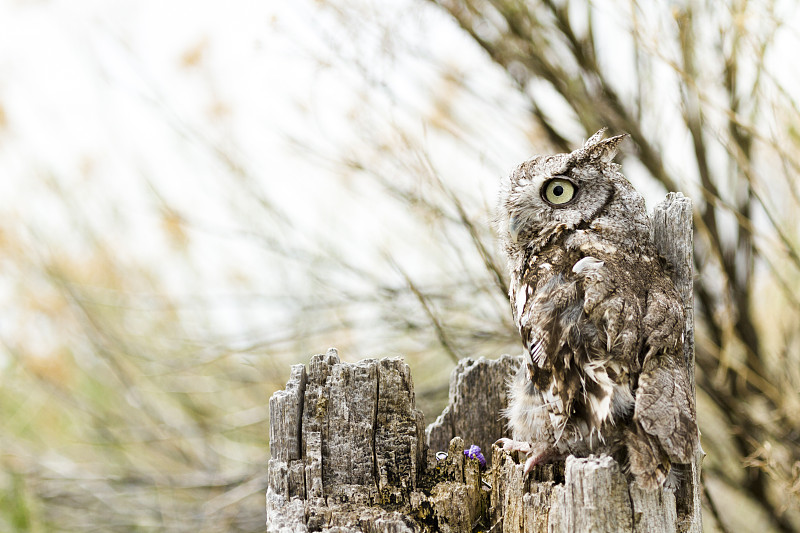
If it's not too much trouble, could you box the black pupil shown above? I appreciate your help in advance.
[553,185,564,196]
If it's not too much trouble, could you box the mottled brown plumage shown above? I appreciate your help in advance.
[496,129,698,489]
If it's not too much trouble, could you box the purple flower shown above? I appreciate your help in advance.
[464,444,486,468]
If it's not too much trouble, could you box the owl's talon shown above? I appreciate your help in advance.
[494,437,532,454]
[523,455,539,475]
[494,439,557,474]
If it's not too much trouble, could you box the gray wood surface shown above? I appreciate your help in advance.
[425,355,518,465]
[267,194,701,532]
[652,193,704,533]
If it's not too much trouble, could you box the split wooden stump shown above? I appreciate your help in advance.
[267,193,702,532]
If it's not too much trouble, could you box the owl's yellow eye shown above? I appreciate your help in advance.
[543,178,576,205]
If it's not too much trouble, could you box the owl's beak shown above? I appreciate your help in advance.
[509,215,522,243]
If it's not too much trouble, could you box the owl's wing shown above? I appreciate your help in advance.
[634,351,697,463]
[514,272,584,439]
[575,255,698,461]
[515,273,579,370]
[572,256,640,366]
[633,285,698,463]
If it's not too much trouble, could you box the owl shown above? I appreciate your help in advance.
[495,129,698,489]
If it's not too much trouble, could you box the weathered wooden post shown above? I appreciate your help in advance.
[267,193,702,532]
[651,193,703,533]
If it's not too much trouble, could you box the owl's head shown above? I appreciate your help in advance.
[497,129,647,254]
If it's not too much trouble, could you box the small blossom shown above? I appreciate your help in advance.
[464,444,486,468]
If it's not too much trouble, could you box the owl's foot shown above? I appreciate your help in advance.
[521,449,556,475]
[494,438,560,475]
[494,437,532,454]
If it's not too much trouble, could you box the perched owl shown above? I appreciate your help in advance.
[495,129,698,489]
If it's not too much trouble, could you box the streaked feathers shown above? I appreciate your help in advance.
[498,130,699,489]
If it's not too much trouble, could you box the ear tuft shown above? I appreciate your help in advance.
[583,129,628,163]
[584,128,609,147]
